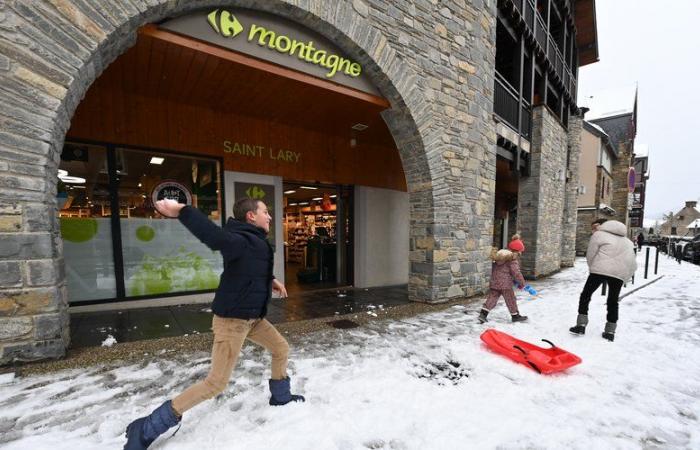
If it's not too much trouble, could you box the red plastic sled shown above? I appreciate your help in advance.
[480,329,582,374]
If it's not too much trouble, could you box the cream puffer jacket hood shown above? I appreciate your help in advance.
[586,220,637,282]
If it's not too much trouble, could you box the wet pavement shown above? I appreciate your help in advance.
[69,285,409,349]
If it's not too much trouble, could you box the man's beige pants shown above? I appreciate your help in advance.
[172,315,289,415]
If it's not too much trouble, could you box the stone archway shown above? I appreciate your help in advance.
[0,0,499,363]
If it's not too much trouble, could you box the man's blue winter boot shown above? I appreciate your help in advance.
[124,400,181,450]
[269,377,305,406]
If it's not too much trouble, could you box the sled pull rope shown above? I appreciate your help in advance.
[512,345,542,374]
[541,339,556,348]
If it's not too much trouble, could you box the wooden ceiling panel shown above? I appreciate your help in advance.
[84,26,395,148]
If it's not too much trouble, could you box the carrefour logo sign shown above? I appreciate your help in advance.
[206,9,362,79]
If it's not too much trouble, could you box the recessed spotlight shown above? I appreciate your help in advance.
[150,157,165,165]
[284,190,296,194]
[60,176,86,184]
[138,183,142,187]
[300,186,318,190]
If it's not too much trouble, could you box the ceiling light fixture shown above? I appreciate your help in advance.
[299,202,309,205]
[284,190,296,194]
[300,186,318,190]
[312,197,323,201]
[351,123,368,131]
[60,176,86,184]
[58,169,86,184]
[330,194,337,198]
[150,157,165,165]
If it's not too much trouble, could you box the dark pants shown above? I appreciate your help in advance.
[578,274,624,323]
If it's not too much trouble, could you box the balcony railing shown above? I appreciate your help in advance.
[524,1,535,30]
[494,72,531,139]
[521,102,532,139]
[535,12,547,50]
[506,1,578,103]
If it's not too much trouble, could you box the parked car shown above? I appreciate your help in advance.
[683,235,700,264]
[646,234,663,247]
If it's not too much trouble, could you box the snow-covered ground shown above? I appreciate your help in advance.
[1,249,699,449]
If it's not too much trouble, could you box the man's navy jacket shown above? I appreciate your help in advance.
[178,205,274,319]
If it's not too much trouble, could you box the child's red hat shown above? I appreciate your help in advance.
[508,239,525,253]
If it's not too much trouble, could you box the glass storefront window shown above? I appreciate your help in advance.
[58,143,224,303]
[58,144,117,302]
[116,148,223,297]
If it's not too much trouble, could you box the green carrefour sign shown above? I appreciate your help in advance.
[206,9,361,79]
[160,9,379,95]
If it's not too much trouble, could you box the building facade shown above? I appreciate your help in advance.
[491,0,597,277]
[659,201,700,237]
[630,150,650,235]
[0,0,597,364]
[575,120,616,254]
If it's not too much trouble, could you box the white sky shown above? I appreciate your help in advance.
[577,0,700,220]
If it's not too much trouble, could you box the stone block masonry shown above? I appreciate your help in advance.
[0,0,499,363]
[560,114,583,267]
[517,106,569,278]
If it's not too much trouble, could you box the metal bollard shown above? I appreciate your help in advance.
[644,247,650,279]
[655,246,659,275]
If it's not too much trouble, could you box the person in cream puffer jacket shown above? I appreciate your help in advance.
[587,220,637,282]
[570,220,637,341]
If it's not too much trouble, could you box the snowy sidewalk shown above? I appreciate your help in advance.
[1,251,699,449]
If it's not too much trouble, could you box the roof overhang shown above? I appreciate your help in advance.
[575,0,599,66]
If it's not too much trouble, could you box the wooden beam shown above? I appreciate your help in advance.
[139,24,391,109]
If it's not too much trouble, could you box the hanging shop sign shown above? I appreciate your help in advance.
[159,9,379,95]
[234,181,276,247]
[627,167,636,193]
[223,140,301,163]
[151,180,192,206]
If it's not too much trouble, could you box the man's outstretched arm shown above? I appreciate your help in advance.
[155,199,245,261]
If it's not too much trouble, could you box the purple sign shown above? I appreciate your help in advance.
[627,167,636,193]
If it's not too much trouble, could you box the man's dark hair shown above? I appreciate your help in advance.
[592,218,607,226]
[233,198,261,222]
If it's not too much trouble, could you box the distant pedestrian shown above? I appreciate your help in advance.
[569,220,637,342]
[477,234,529,324]
[637,232,645,249]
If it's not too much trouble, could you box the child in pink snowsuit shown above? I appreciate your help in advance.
[478,236,528,323]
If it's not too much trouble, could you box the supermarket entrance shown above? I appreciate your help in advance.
[282,182,353,294]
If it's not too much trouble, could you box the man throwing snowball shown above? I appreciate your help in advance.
[124,198,305,450]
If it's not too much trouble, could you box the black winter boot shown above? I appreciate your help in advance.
[477,309,489,323]
[269,376,305,406]
[511,313,528,323]
[124,400,181,450]
[569,314,588,335]
[602,322,617,341]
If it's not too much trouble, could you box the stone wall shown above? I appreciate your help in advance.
[610,142,633,231]
[560,113,582,267]
[0,0,499,363]
[575,208,596,255]
[517,106,569,278]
